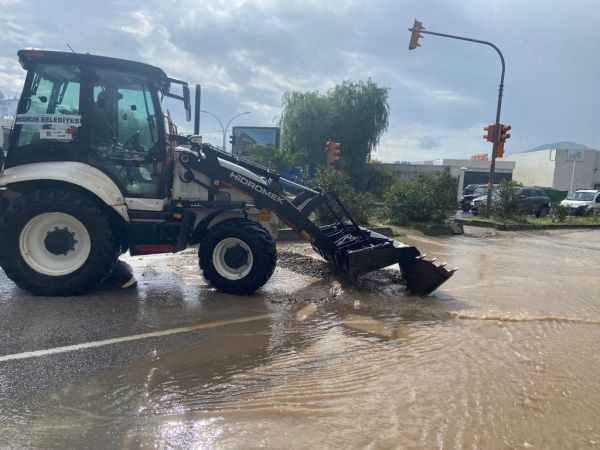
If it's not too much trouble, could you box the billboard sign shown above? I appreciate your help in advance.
[231,126,280,157]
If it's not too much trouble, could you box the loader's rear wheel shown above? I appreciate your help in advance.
[0,189,119,296]
[200,219,277,295]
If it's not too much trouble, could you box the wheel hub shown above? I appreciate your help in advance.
[44,227,78,256]
[212,237,254,281]
[223,244,249,269]
[19,212,92,277]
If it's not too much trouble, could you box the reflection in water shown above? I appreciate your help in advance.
[3,231,600,448]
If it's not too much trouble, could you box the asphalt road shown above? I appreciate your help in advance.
[2,230,600,449]
[0,246,326,404]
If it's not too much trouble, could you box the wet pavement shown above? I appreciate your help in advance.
[1,228,600,449]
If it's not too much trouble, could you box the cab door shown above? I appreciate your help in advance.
[86,67,166,199]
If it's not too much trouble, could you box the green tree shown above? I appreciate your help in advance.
[314,168,376,225]
[362,161,396,199]
[385,173,458,225]
[247,145,301,173]
[281,80,389,185]
[493,179,522,219]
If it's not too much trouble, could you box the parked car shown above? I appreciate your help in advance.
[471,186,551,217]
[560,190,600,216]
[459,184,490,212]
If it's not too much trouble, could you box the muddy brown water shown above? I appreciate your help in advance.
[2,229,600,449]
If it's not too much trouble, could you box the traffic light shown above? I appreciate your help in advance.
[500,124,511,142]
[325,139,342,167]
[496,124,511,158]
[483,124,498,143]
[408,20,425,50]
[496,141,505,158]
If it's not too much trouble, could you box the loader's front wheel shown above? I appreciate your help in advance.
[200,219,277,295]
[0,188,119,296]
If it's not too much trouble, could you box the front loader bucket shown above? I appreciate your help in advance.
[400,257,455,297]
[313,225,455,296]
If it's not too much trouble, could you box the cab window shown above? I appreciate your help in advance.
[88,67,163,197]
[15,63,81,147]
[90,69,158,154]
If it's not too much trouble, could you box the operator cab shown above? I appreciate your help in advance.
[6,50,190,198]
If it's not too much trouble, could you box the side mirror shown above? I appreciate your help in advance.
[183,84,191,122]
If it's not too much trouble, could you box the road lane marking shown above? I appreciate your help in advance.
[0,314,271,363]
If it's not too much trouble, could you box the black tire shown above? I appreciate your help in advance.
[199,219,277,295]
[0,188,119,296]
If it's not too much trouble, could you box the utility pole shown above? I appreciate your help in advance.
[408,20,506,216]
[200,110,251,152]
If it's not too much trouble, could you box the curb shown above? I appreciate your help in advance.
[456,218,600,231]
[277,226,394,242]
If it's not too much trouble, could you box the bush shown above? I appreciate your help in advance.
[544,188,568,204]
[550,204,568,223]
[314,168,376,225]
[359,162,396,200]
[384,172,457,225]
[493,179,521,219]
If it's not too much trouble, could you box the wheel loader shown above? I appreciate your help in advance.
[0,50,454,297]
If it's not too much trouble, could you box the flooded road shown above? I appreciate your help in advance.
[2,228,600,449]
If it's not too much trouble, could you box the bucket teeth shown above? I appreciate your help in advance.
[400,257,456,297]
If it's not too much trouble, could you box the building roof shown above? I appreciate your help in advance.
[519,141,597,153]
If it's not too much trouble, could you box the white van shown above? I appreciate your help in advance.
[560,190,600,215]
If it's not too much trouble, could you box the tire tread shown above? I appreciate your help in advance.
[199,219,277,295]
[0,188,118,296]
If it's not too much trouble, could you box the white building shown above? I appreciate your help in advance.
[417,158,516,185]
[507,147,600,192]
[383,158,515,200]
[385,158,515,185]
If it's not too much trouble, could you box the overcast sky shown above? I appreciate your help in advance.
[0,0,598,160]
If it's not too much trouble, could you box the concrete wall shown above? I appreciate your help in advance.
[508,149,600,190]
[381,163,449,180]
[418,158,514,178]
[507,150,556,187]
[383,159,515,185]
[427,158,515,172]
[552,149,600,191]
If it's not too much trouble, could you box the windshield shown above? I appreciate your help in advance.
[473,186,488,196]
[13,63,81,148]
[568,191,596,201]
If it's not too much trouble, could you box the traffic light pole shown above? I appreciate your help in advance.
[412,28,505,216]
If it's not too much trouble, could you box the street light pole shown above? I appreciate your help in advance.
[224,111,251,153]
[408,22,506,216]
[200,110,251,152]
